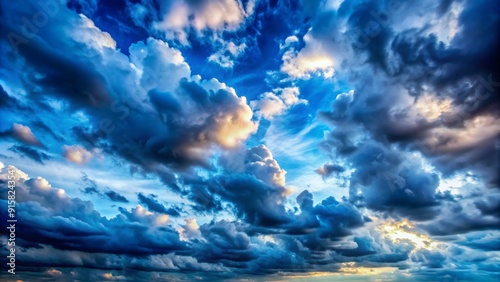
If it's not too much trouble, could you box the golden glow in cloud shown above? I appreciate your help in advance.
[285,264,397,280]
[281,32,335,79]
[414,94,453,121]
[379,219,437,251]
[339,262,397,275]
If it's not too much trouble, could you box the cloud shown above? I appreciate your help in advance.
[138,193,180,216]
[8,145,51,164]
[153,0,250,44]
[177,218,202,241]
[280,32,335,79]
[210,173,291,227]
[420,193,500,236]
[11,123,43,146]
[104,190,129,203]
[0,85,19,109]
[315,163,345,179]
[280,35,299,50]
[251,87,307,119]
[196,220,255,262]
[129,37,191,92]
[307,0,500,189]
[62,145,93,164]
[244,144,288,188]
[0,165,186,256]
[208,41,247,68]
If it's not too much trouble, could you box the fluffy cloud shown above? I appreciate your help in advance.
[208,40,247,68]
[281,32,335,79]
[0,164,185,256]
[251,87,307,119]
[129,37,191,92]
[153,0,251,44]
[62,145,93,164]
[1,0,257,181]
[310,0,500,189]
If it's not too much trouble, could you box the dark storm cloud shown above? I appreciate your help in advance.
[310,2,499,234]
[0,172,187,256]
[313,196,365,238]
[457,233,500,252]
[138,193,180,216]
[340,0,500,187]
[411,249,446,269]
[104,190,129,203]
[188,144,292,227]
[1,0,257,226]
[196,220,256,263]
[335,237,375,257]
[421,206,500,236]
[0,1,111,109]
[315,163,345,179]
[210,174,291,227]
[416,191,500,236]
[8,145,50,164]
[319,134,442,220]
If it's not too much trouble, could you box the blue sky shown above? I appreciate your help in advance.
[0,0,499,281]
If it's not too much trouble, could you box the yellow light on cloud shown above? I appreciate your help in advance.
[379,219,437,251]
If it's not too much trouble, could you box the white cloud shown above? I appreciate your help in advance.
[154,0,250,44]
[281,32,335,79]
[62,145,93,164]
[177,218,202,241]
[130,37,191,93]
[245,144,287,188]
[251,87,307,119]
[208,41,247,68]
[280,35,299,50]
[70,14,117,51]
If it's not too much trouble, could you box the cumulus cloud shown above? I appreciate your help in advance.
[71,14,117,51]
[280,35,299,50]
[310,0,500,189]
[0,165,185,256]
[153,0,250,44]
[251,87,307,119]
[244,144,287,187]
[178,218,202,241]
[129,37,191,93]
[1,0,257,183]
[62,145,93,164]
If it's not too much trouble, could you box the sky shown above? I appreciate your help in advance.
[0,0,499,281]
